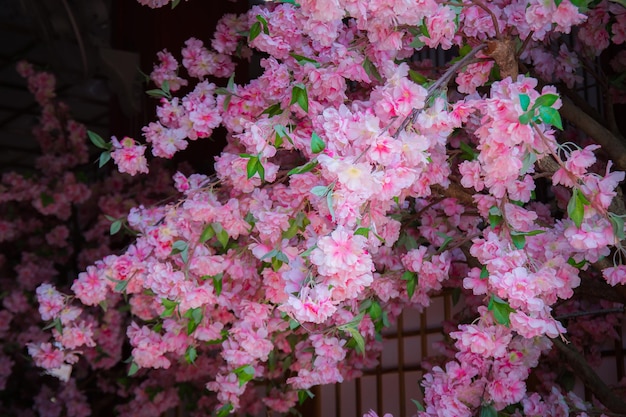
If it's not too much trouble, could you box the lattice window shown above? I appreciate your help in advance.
[313,294,455,417]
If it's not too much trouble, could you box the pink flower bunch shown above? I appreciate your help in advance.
[0,61,185,415]
[17,0,626,416]
[111,136,149,176]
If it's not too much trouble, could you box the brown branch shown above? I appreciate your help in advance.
[485,37,518,79]
[394,44,487,137]
[515,31,534,60]
[431,182,476,207]
[559,96,626,171]
[553,338,626,415]
[470,0,501,39]
[555,307,625,321]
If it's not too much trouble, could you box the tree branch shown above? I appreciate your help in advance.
[559,96,626,171]
[394,43,487,137]
[553,338,626,415]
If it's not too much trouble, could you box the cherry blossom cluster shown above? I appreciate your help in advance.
[21,0,626,416]
[0,63,184,416]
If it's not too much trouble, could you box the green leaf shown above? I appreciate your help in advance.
[362,57,383,83]
[128,361,139,376]
[300,244,317,258]
[488,206,503,228]
[214,87,231,96]
[538,106,563,130]
[43,317,62,332]
[283,219,299,239]
[246,155,259,180]
[206,329,229,345]
[161,80,170,95]
[402,271,416,281]
[274,134,283,148]
[452,287,462,306]
[521,151,537,174]
[200,224,215,243]
[419,19,431,37]
[411,399,425,412]
[256,15,270,34]
[114,279,129,293]
[408,69,428,85]
[406,277,416,299]
[226,74,235,90]
[275,251,289,264]
[261,103,283,117]
[436,232,454,252]
[185,345,197,364]
[344,325,365,354]
[222,94,232,110]
[518,111,533,125]
[290,84,309,113]
[288,160,318,176]
[216,403,233,417]
[512,229,545,236]
[39,192,54,207]
[161,298,178,318]
[402,271,418,298]
[171,240,187,253]
[609,213,625,240]
[311,185,329,197]
[290,53,320,67]
[273,124,294,145]
[249,21,262,42]
[171,0,180,8]
[534,93,559,108]
[88,131,110,150]
[213,223,229,249]
[409,35,426,49]
[480,404,498,417]
[256,158,265,182]
[298,389,315,405]
[369,301,382,320]
[234,365,255,386]
[108,219,122,235]
[519,94,530,111]
[488,295,515,326]
[184,307,203,335]
[145,88,171,99]
[567,189,586,228]
[289,318,300,330]
[567,257,587,268]
[310,132,325,154]
[510,233,526,249]
[99,151,111,168]
[480,266,489,279]
[354,227,370,237]
[206,274,220,297]
[459,141,477,160]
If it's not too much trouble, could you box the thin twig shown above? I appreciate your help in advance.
[553,338,626,415]
[470,0,501,39]
[555,307,625,321]
[515,31,534,60]
[394,43,487,137]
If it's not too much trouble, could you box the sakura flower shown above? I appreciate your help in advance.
[36,283,65,321]
[602,265,626,286]
[110,136,149,176]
